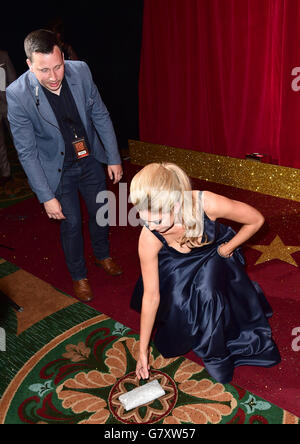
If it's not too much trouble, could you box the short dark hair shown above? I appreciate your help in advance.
[24,29,60,61]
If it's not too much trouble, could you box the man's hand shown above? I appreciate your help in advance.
[44,198,65,220]
[107,164,123,184]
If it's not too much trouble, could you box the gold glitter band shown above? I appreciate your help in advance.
[129,140,300,202]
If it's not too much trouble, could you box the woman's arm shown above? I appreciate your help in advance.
[136,226,162,379]
[202,190,265,257]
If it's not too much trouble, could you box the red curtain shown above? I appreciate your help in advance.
[139,0,300,168]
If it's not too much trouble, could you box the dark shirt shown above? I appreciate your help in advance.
[42,77,90,163]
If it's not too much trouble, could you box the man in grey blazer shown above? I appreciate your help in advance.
[7,29,123,302]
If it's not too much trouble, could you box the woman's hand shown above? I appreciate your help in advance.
[136,351,150,380]
[217,242,233,258]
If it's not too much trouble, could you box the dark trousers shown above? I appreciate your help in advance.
[55,156,109,280]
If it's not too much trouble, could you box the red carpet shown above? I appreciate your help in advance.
[0,160,299,417]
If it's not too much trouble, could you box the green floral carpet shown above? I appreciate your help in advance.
[0,260,299,424]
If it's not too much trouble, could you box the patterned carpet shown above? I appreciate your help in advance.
[0,259,299,425]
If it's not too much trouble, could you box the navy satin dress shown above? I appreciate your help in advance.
[131,197,281,384]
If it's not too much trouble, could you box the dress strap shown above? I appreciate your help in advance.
[153,230,168,245]
[198,190,204,205]
[198,190,205,219]
[144,224,168,246]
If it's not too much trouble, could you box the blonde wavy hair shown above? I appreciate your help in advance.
[130,162,209,248]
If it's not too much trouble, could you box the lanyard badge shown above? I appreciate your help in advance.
[72,136,89,159]
[65,117,90,160]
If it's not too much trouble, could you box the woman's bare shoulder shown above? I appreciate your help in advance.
[138,226,163,258]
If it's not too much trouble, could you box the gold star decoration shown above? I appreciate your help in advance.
[249,235,300,267]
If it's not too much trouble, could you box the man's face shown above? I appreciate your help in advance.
[27,45,65,93]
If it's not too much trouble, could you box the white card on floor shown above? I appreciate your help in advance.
[119,379,166,411]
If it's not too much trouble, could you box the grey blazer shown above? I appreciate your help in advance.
[6,61,121,203]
